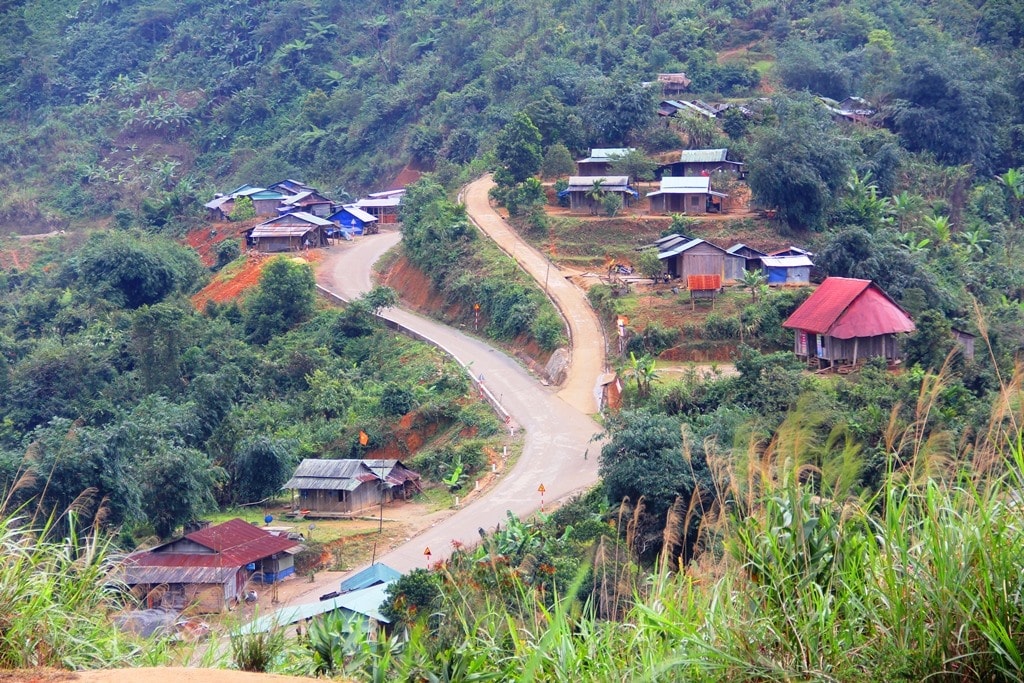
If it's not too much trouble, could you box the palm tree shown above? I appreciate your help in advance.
[888,191,926,231]
[627,352,659,399]
[997,167,1024,223]
[585,178,607,215]
[741,268,768,302]
[957,228,990,257]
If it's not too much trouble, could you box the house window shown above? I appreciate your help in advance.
[690,195,700,207]
[337,490,349,503]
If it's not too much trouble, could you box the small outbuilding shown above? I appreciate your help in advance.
[726,243,768,271]
[657,73,692,97]
[118,519,302,614]
[646,176,727,215]
[560,176,637,213]
[279,190,334,217]
[248,212,331,252]
[658,238,744,282]
[575,148,635,177]
[283,459,421,515]
[782,277,916,370]
[329,205,379,236]
[761,255,813,286]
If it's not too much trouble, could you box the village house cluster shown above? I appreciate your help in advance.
[560,147,746,217]
[205,179,404,253]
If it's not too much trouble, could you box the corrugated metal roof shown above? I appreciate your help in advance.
[355,197,401,208]
[658,238,705,259]
[661,176,710,192]
[674,101,716,118]
[250,225,318,238]
[333,205,378,223]
[726,243,767,257]
[259,211,334,227]
[566,176,631,192]
[339,563,401,592]
[761,255,814,268]
[236,582,394,634]
[688,274,722,291]
[367,189,406,198]
[783,277,914,338]
[119,565,237,585]
[283,459,419,491]
[579,148,634,162]
[204,196,232,210]
[678,148,729,163]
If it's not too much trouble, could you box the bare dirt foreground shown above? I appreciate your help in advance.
[0,668,328,683]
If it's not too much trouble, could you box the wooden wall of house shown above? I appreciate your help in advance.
[795,331,901,363]
[826,334,900,362]
[724,255,745,282]
[187,582,230,614]
[144,582,229,614]
[253,199,280,215]
[681,245,725,279]
[299,482,382,514]
[650,193,707,215]
[255,236,300,253]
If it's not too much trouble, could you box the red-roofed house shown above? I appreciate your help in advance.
[782,277,915,370]
[119,519,302,613]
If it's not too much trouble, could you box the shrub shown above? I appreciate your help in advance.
[531,307,566,351]
[457,403,502,436]
[541,143,575,178]
[703,313,740,340]
[230,196,255,222]
[230,626,286,672]
[215,239,240,270]
[602,192,623,217]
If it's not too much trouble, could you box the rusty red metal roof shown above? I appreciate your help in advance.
[783,277,914,339]
[127,518,300,571]
[687,274,721,291]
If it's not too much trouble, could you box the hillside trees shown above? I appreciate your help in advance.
[244,257,317,344]
[494,112,543,186]
[69,232,205,308]
[599,409,713,561]
[747,96,854,231]
[887,48,1014,173]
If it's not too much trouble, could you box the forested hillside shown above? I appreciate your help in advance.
[1,0,1021,233]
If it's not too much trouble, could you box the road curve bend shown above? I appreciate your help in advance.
[315,183,606,571]
[462,175,608,415]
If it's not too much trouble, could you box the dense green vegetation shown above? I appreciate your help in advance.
[401,176,566,351]
[0,231,486,540]
[1,0,1020,233]
[3,0,1024,678]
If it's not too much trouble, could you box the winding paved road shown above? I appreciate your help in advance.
[315,176,607,572]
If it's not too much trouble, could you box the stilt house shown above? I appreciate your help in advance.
[782,277,915,370]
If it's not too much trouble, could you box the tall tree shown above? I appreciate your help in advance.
[494,113,542,186]
[747,96,853,231]
[244,257,317,344]
[599,410,712,560]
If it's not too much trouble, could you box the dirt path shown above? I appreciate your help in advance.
[462,175,608,414]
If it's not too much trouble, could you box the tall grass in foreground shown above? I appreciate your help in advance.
[0,470,163,671]
[0,511,149,669]
[316,364,1024,682]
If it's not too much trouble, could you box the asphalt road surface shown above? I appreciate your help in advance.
[315,178,606,573]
